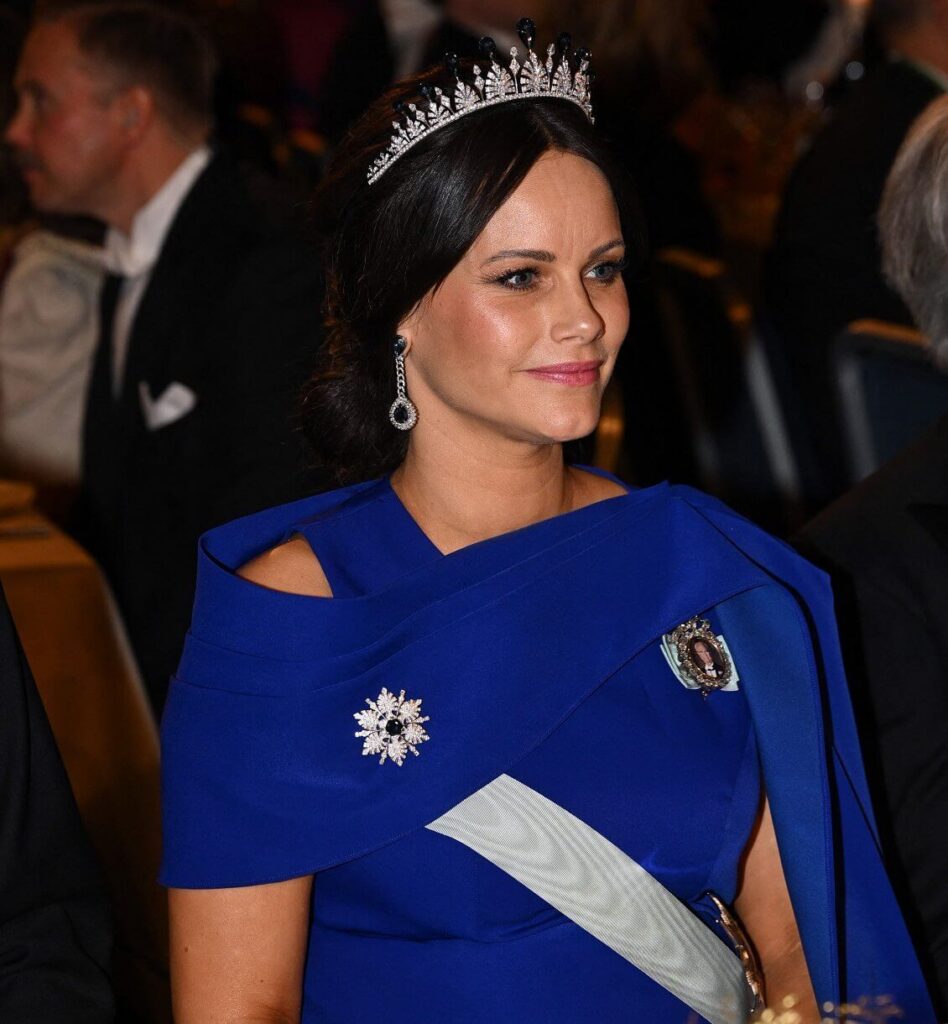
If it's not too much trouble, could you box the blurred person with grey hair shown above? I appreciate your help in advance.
[795,91,948,1016]
[879,92,948,363]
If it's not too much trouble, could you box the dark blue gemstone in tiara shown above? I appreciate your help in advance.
[516,17,536,49]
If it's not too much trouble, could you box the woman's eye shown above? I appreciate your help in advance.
[492,258,626,291]
[586,259,627,283]
[496,268,538,290]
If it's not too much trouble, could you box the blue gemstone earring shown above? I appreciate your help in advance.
[389,335,418,430]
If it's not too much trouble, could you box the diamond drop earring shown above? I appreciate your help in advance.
[389,336,418,430]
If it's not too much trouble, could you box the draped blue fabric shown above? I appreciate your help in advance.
[160,479,935,1021]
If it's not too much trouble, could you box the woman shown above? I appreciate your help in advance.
[160,23,935,1023]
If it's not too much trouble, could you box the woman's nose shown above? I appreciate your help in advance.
[550,278,604,344]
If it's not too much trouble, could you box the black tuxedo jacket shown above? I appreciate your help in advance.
[0,586,114,1020]
[797,415,948,1014]
[764,59,942,503]
[77,154,325,711]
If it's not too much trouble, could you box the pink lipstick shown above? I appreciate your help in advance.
[525,360,603,386]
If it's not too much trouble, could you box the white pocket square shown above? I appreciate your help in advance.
[138,381,198,431]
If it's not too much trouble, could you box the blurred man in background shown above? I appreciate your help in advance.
[5,1,325,711]
[764,0,948,507]
[0,1,108,516]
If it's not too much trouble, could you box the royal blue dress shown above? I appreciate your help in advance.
[161,476,936,1022]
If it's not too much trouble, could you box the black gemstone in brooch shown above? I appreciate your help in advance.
[354,687,430,766]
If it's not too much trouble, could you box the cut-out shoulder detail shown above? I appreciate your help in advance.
[238,535,334,598]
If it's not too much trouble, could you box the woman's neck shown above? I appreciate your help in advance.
[390,439,579,555]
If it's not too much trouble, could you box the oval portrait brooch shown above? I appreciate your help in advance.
[665,617,734,697]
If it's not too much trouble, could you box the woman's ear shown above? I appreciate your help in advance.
[397,291,432,346]
[396,311,417,346]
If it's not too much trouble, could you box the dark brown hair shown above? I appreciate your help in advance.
[37,1,217,133]
[302,57,643,485]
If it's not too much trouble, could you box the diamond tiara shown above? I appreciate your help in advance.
[367,19,594,186]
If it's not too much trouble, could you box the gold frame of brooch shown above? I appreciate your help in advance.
[667,617,733,696]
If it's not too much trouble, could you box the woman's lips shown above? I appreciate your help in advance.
[524,361,603,386]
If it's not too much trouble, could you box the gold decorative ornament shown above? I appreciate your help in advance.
[665,617,734,696]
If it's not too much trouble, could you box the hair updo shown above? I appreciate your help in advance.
[301,54,642,485]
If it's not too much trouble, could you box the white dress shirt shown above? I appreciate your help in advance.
[0,230,106,483]
[103,145,211,395]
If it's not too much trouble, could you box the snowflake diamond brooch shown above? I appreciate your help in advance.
[354,687,430,766]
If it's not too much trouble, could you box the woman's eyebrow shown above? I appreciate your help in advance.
[482,248,555,266]
[481,239,625,268]
[588,238,625,259]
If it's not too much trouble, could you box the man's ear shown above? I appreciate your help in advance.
[115,86,154,143]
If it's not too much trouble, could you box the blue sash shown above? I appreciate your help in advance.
[160,482,935,1019]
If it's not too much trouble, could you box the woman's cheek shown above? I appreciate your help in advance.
[601,286,630,345]
[460,304,530,369]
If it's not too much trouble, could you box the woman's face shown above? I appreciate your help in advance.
[401,150,629,452]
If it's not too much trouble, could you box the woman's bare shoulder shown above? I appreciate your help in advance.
[238,536,333,598]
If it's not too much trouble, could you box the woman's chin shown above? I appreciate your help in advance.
[536,416,602,445]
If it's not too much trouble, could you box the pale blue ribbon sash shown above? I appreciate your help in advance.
[427,774,751,1024]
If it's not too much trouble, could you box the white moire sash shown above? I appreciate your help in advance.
[427,775,751,1024]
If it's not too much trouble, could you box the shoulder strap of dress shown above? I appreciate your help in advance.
[289,477,445,599]
[285,478,393,598]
